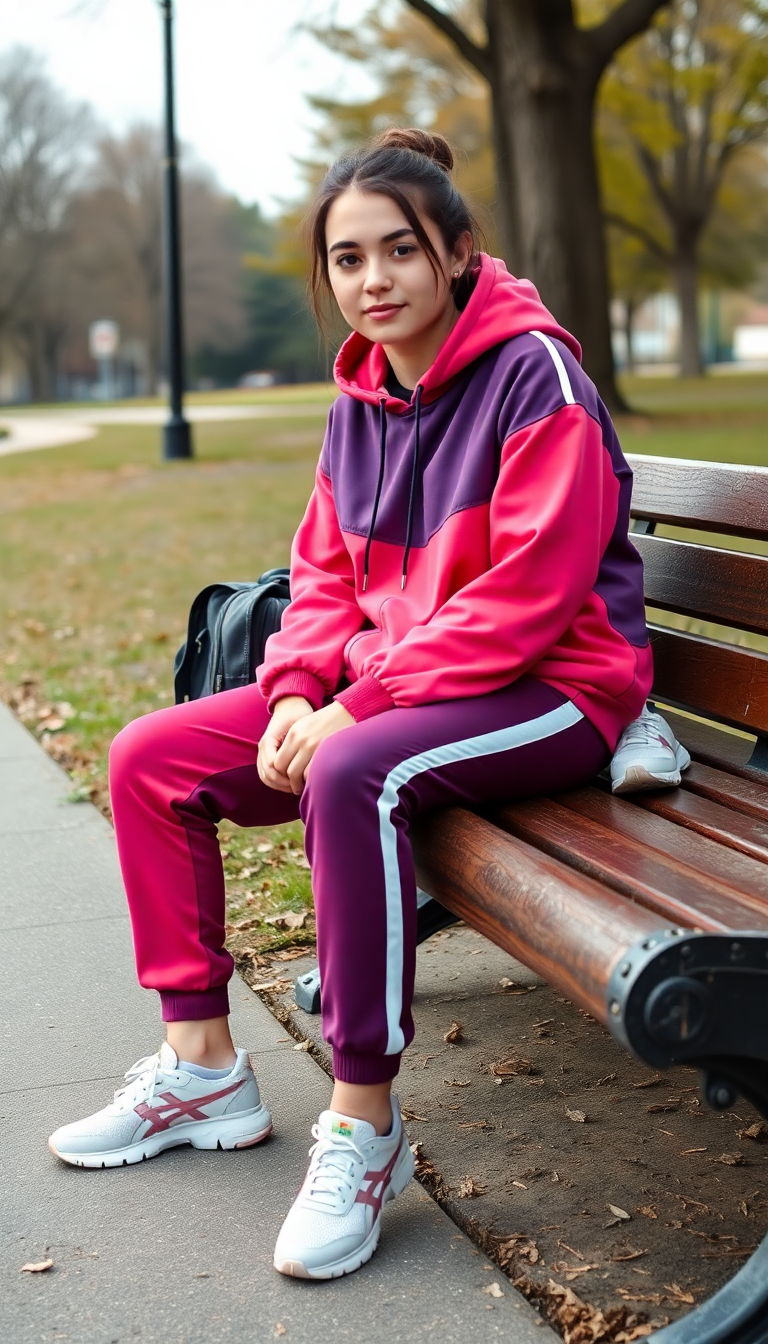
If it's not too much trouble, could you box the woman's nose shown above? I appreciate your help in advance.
[363,265,393,293]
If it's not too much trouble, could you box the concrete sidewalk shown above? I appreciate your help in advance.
[0,702,555,1344]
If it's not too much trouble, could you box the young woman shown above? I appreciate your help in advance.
[49,128,652,1280]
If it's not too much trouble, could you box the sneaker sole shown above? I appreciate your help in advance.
[49,1103,273,1169]
[612,744,691,796]
[273,1138,415,1280]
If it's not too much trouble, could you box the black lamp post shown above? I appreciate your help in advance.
[158,0,192,459]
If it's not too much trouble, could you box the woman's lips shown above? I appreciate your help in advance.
[364,304,405,321]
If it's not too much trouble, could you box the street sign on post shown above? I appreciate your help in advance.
[89,320,119,400]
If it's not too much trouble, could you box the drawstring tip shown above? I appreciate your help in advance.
[362,574,368,592]
[401,574,407,591]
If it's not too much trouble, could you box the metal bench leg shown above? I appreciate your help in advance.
[608,930,768,1342]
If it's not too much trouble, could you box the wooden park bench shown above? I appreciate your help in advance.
[412,454,768,1343]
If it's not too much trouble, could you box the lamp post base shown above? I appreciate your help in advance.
[163,416,193,460]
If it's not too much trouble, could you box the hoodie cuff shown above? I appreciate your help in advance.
[335,674,396,722]
[266,670,326,714]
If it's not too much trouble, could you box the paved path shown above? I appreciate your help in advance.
[0,403,331,457]
[0,702,555,1344]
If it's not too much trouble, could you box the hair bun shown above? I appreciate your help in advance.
[375,127,454,174]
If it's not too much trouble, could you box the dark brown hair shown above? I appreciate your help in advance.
[305,127,482,331]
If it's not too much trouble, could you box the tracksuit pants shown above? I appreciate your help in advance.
[109,677,608,1084]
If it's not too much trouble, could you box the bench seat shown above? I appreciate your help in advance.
[412,454,768,1343]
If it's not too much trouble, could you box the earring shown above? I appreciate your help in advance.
[453,271,461,278]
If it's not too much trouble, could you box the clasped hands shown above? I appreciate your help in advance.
[257,694,354,795]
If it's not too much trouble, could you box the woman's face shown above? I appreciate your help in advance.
[325,188,469,348]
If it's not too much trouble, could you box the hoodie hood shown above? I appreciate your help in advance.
[333,253,582,410]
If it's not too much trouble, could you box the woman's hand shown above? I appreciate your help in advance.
[258,695,315,793]
[272,701,355,795]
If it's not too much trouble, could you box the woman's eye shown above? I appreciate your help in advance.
[392,244,415,258]
[336,254,360,269]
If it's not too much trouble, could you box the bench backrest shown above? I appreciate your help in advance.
[627,455,768,742]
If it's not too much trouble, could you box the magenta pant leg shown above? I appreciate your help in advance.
[109,683,299,1021]
[300,678,609,1086]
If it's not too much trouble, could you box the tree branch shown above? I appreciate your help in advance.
[401,0,491,80]
[588,0,671,75]
[603,211,671,262]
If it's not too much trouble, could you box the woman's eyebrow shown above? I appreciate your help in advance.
[328,227,415,254]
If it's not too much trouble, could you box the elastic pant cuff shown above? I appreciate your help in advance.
[160,986,230,1022]
[333,1049,401,1085]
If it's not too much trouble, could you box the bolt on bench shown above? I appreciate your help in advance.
[411,454,768,1344]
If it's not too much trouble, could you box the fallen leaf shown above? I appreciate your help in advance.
[607,1204,631,1221]
[715,1152,744,1166]
[510,1180,528,1190]
[483,1282,504,1298]
[552,1261,600,1282]
[443,1021,464,1043]
[566,1108,587,1123]
[456,1176,487,1198]
[275,1325,287,1338]
[739,1122,768,1142]
[195,1271,210,1278]
[264,911,310,932]
[610,1249,648,1262]
[400,1107,428,1122]
[491,1056,534,1077]
[444,1078,471,1088]
[632,1076,663,1089]
[595,1073,618,1086]
[21,1259,54,1273]
[256,842,274,853]
[293,1040,311,1051]
[664,1283,695,1304]
[646,1102,680,1113]
[680,1147,708,1155]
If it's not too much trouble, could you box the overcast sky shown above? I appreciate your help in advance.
[0,0,372,214]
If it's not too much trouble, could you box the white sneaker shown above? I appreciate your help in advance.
[273,1098,414,1279]
[610,705,691,795]
[48,1042,272,1168]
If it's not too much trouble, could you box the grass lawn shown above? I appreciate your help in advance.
[1,372,766,957]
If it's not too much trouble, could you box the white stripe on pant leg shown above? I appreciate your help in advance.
[376,700,584,1054]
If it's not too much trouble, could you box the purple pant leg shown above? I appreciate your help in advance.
[300,678,609,1086]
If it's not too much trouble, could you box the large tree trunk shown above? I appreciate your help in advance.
[673,241,703,378]
[486,0,624,411]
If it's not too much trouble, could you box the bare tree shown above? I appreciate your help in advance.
[0,47,92,396]
[86,126,245,390]
[399,1,672,411]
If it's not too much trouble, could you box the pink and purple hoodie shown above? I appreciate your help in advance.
[258,255,652,751]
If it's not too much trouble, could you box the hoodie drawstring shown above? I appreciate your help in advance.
[362,385,423,593]
[401,384,423,590]
[362,398,388,593]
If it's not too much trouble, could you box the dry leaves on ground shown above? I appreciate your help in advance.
[456,1176,487,1198]
[714,1152,744,1166]
[483,1282,504,1297]
[443,1021,464,1043]
[264,911,311,932]
[738,1122,767,1142]
[566,1108,587,1123]
[491,1056,535,1077]
[20,1259,54,1273]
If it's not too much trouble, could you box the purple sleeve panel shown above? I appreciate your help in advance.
[335,674,396,721]
[266,669,326,714]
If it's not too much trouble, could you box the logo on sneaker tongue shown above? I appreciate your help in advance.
[332,1119,354,1137]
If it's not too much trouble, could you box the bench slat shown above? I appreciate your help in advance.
[628,455,768,540]
[635,788,768,865]
[494,797,768,931]
[635,533,768,636]
[557,788,768,905]
[412,808,664,1024]
[681,761,768,824]
[661,709,768,784]
[650,625,768,735]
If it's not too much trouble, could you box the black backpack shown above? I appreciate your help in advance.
[173,568,291,703]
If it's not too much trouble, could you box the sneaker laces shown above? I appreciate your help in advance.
[111,1052,164,1112]
[619,713,665,749]
[303,1125,366,1209]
